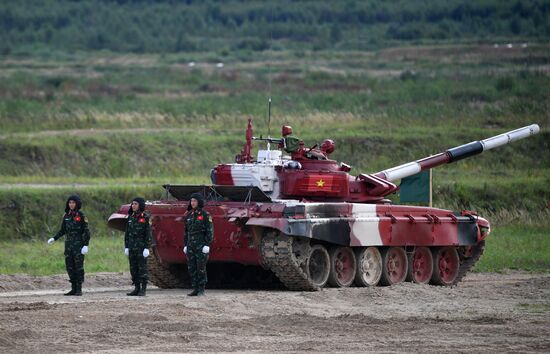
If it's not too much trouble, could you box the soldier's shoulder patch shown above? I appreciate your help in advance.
[84,216,89,223]
[208,216,213,223]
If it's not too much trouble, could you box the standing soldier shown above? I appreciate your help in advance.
[183,193,213,296]
[47,194,90,296]
[124,197,152,296]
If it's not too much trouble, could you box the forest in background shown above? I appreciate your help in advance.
[1,0,549,56]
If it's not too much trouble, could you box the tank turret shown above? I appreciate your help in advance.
[213,123,540,203]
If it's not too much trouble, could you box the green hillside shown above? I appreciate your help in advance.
[0,2,549,274]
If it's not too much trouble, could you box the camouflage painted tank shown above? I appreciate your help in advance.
[108,121,540,290]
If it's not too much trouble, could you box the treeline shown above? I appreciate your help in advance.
[1,0,549,55]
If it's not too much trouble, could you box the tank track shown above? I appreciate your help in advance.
[148,248,282,290]
[454,240,486,285]
[147,249,191,289]
[149,236,484,290]
[260,231,319,291]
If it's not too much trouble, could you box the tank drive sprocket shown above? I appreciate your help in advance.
[455,240,485,285]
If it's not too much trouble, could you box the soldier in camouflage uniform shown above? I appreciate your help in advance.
[183,193,213,296]
[281,125,301,153]
[124,197,152,296]
[47,195,90,296]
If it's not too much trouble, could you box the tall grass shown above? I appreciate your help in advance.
[0,46,548,273]
[0,236,128,275]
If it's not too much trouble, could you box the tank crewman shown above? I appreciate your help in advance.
[47,194,90,296]
[281,125,301,153]
[183,193,213,296]
[124,197,152,296]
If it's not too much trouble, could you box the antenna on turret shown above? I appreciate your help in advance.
[267,97,272,137]
[265,4,274,149]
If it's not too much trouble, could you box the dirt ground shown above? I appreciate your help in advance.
[0,271,549,353]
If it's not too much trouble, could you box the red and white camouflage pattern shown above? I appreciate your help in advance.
[107,121,538,289]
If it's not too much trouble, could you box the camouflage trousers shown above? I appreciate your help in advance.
[186,248,208,289]
[129,250,148,283]
[65,252,85,284]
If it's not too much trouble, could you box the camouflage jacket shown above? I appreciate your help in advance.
[184,209,213,249]
[284,135,300,153]
[53,211,91,254]
[124,212,152,251]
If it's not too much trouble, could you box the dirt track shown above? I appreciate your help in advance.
[0,272,549,353]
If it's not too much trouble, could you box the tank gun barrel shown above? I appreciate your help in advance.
[374,124,540,182]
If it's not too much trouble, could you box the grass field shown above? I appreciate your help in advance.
[0,44,549,274]
[1,217,548,275]
[0,236,127,275]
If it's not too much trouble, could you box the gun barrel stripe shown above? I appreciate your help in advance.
[375,124,540,182]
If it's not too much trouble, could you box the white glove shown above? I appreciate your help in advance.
[183,246,187,254]
[81,245,88,255]
[47,238,55,244]
[202,245,210,254]
[124,248,129,256]
[143,249,150,258]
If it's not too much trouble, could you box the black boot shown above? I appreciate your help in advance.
[127,283,140,296]
[74,283,82,296]
[187,288,199,296]
[137,281,147,296]
[196,286,205,297]
[64,282,76,296]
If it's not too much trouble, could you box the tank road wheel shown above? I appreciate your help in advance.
[328,247,357,287]
[431,247,460,286]
[406,247,433,284]
[307,245,331,288]
[380,247,408,286]
[354,247,383,287]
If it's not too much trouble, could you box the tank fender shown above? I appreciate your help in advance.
[246,217,350,246]
[475,215,491,242]
[108,213,128,232]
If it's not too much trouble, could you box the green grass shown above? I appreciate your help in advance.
[0,44,549,274]
[0,185,166,240]
[0,236,128,275]
[0,219,547,275]
[516,303,550,313]
[475,216,550,272]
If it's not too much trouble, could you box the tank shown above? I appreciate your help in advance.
[108,121,540,290]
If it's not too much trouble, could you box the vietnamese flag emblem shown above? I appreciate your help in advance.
[314,176,333,189]
[139,218,146,223]
[74,216,81,222]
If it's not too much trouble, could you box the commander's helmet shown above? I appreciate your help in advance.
[321,139,335,154]
[282,125,293,137]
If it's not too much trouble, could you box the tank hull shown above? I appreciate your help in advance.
[108,196,489,290]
